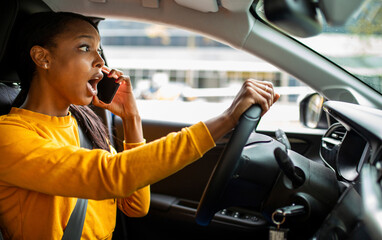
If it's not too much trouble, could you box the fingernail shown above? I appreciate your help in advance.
[102,66,111,73]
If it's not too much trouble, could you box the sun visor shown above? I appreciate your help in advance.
[174,0,219,13]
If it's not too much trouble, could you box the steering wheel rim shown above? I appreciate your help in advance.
[195,104,262,226]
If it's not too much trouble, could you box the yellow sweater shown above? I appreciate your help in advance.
[0,108,215,239]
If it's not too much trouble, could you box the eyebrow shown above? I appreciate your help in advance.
[75,34,95,40]
[74,34,101,45]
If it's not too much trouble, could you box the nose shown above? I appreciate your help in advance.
[93,51,105,69]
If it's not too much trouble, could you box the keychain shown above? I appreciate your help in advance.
[269,209,289,240]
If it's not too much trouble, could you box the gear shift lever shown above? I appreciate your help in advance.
[274,147,304,188]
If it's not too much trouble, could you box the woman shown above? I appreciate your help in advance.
[0,12,279,239]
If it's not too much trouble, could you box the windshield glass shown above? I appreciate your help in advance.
[99,19,316,132]
[256,0,382,95]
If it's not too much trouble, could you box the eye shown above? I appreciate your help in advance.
[97,48,103,55]
[79,45,90,52]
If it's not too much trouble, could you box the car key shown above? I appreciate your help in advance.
[269,209,288,240]
[277,204,306,218]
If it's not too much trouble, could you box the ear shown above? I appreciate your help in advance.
[30,46,51,69]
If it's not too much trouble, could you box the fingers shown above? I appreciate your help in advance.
[274,92,281,104]
[254,80,275,105]
[244,80,269,113]
[253,81,272,109]
[242,79,277,115]
[103,67,131,86]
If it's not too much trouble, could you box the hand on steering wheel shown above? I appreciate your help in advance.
[196,79,279,225]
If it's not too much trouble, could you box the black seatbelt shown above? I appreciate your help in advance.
[61,198,88,240]
[62,126,92,240]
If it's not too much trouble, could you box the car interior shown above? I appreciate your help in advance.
[1,0,382,239]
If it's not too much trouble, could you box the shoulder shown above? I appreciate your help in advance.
[0,112,31,127]
[0,108,35,127]
[0,115,35,144]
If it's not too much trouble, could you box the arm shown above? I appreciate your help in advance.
[94,67,150,216]
[117,139,150,217]
[0,119,214,200]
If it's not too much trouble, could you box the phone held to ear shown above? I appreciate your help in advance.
[97,66,120,104]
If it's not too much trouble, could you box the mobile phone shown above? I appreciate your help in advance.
[97,66,120,104]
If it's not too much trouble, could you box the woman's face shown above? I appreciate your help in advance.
[44,19,105,106]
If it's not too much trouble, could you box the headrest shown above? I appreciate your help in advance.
[0,0,18,63]
[0,0,20,83]
[0,0,51,83]
[0,82,20,115]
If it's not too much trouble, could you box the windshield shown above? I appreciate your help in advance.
[256,0,382,95]
[99,19,316,131]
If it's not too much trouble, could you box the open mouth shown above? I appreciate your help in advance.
[87,79,98,96]
[87,72,103,96]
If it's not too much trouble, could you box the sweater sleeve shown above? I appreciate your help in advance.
[117,140,150,217]
[0,121,215,200]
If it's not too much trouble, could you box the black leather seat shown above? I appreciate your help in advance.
[0,0,23,115]
[0,83,19,115]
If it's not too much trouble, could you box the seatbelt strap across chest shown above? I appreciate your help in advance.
[61,198,88,240]
[62,126,92,240]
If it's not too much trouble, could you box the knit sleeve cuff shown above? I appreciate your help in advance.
[123,139,146,150]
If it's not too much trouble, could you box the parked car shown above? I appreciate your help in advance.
[0,0,381,239]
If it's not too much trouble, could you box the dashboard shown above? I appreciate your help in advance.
[322,101,382,177]
[314,100,382,239]
[320,120,368,182]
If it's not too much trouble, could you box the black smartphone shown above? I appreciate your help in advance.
[97,67,120,104]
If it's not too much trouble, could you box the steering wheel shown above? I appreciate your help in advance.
[195,104,262,226]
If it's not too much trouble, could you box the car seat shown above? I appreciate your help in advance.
[0,83,20,116]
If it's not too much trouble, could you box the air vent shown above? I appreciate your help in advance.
[323,124,346,147]
[330,129,346,141]
[320,123,347,170]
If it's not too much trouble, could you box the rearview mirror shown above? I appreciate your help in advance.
[263,0,322,38]
[261,0,365,38]
[319,0,364,26]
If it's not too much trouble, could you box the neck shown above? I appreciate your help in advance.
[21,97,70,117]
[20,77,70,117]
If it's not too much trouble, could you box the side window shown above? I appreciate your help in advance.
[98,20,314,131]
